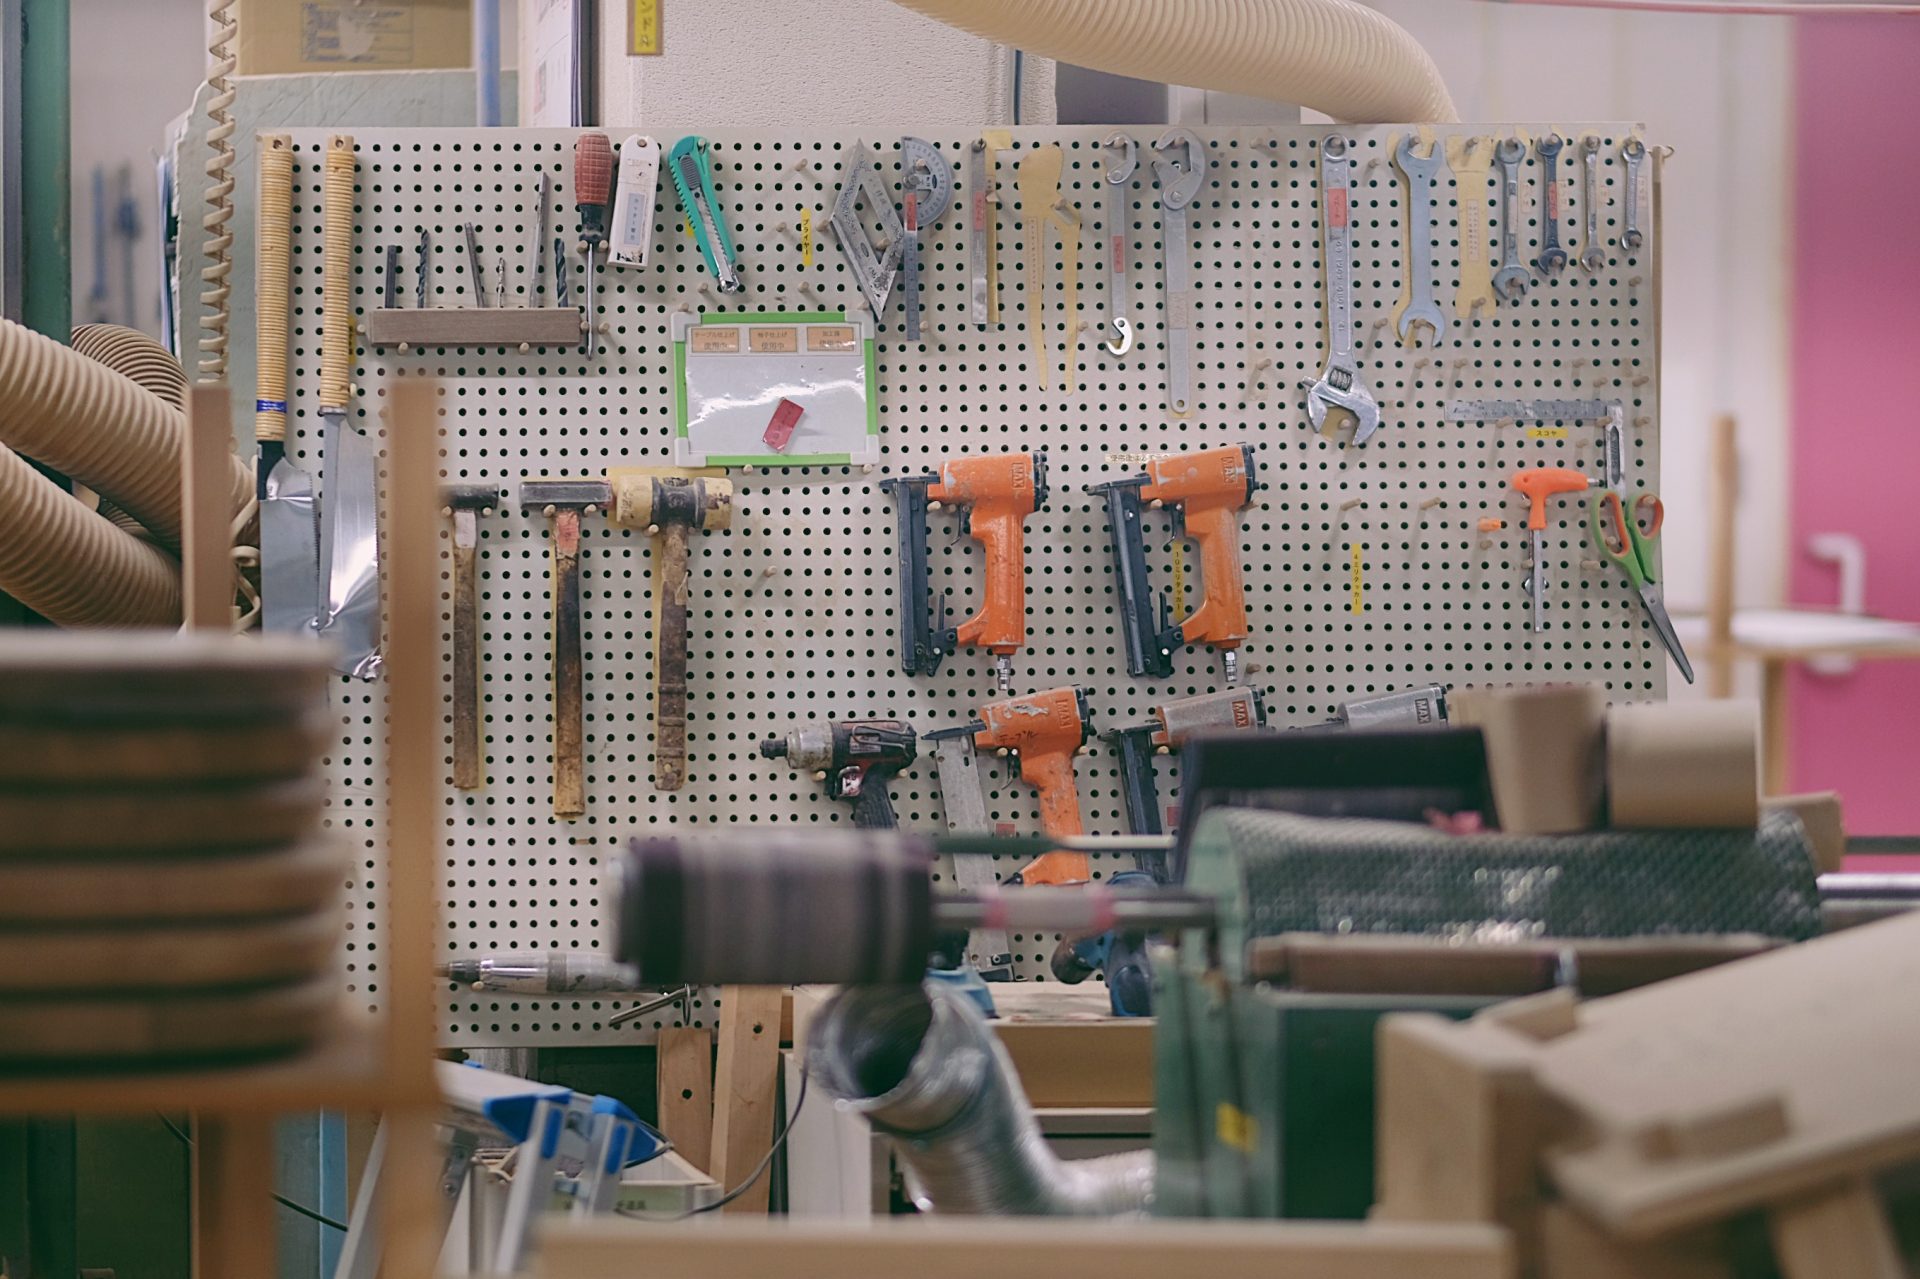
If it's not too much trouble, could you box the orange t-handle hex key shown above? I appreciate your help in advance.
[974,686,1094,886]
[1509,465,1593,633]
[882,450,1048,692]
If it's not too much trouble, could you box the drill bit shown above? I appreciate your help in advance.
[495,254,507,308]
[553,237,570,307]
[463,222,489,308]
[382,244,399,309]
[530,170,552,305]
[415,228,430,308]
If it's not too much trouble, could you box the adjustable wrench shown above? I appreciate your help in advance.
[1534,134,1568,277]
[1304,134,1381,446]
[1102,132,1138,356]
[1152,129,1205,417]
[1578,135,1606,273]
[1491,138,1532,304]
[1621,137,1647,252]
[1391,134,1446,347]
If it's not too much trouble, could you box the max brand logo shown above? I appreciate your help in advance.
[1232,703,1253,729]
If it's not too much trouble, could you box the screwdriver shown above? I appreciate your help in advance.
[570,131,614,356]
[1510,466,1594,632]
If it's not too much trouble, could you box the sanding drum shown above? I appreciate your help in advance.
[0,632,344,1066]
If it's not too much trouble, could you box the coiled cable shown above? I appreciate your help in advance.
[199,0,237,381]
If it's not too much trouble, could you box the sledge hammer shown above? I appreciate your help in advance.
[608,467,731,790]
[520,476,611,818]
[442,483,498,791]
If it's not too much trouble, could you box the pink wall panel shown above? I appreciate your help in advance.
[1790,16,1920,839]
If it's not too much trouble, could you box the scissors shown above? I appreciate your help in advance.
[1589,490,1695,684]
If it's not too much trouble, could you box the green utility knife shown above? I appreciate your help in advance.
[668,136,742,292]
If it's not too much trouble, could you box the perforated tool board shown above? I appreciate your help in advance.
[274,124,1664,1047]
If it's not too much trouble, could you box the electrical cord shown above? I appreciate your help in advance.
[155,1113,348,1233]
[615,1066,809,1221]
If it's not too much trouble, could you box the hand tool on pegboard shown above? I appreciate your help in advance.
[1446,135,1496,320]
[442,485,497,790]
[970,686,1094,887]
[1090,444,1259,684]
[1590,491,1694,684]
[1304,133,1382,447]
[415,228,431,308]
[571,131,614,353]
[670,135,742,295]
[881,450,1047,693]
[528,171,551,301]
[966,138,994,325]
[607,468,733,791]
[760,719,917,829]
[1534,133,1569,278]
[314,133,382,679]
[899,137,953,342]
[1151,129,1205,414]
[1101,132,1138,355]
[1578,135,1607,274]
[609,135,660,269]
[463,221,491,307]
[1509,465,1594,633]
[1017,144,1081,392]
[519,477,609,817]
[1621,135,1649,252]
[923,723,1012,978]
[1492,136,1533,304]
[254,132,317,639]
[831,142,903,317]
[1390,131,1448,348]
[1105,686,1268,859]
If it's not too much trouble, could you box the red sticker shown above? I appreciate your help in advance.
[1329,187,1349,229]
[994,821,1017,837]
[1111,234,1126,271]
[762,397,805,452]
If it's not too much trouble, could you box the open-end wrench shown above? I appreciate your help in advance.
[1621,137,1647,252]
[1579,135,1606,273]
[1303,134,1381,446]
[1102,132,1138,356]
[1534,134,1568,277]
[1492,138,1531,304]
[1391,134,1446,347]
[1152,129,1205,416]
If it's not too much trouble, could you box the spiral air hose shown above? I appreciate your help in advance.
[199,0,237,381]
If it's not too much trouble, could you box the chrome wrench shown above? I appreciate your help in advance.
[1621,137,1647,252]
[1304,134,1381,445]
[1534,134,1568,277]
[1579,135,1606,273]
[1152,129,1205,416]
[1492,138,1532,304]
[1392,134,1446,347]
[1102,132,1137,355]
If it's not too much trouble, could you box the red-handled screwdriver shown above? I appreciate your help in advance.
[1509,466,1593,633]
[571,132,614,356]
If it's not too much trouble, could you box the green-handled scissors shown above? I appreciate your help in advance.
[1589,490,1695,684]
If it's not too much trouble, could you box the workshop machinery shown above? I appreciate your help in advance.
[761,718,917,829]
[882,450,1048,692]
[1091,444,1259,683]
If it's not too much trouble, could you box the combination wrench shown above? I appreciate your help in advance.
[1621,137,1647,252]
[1391,134,1447,347]
[1579,135,1606,273]
[1103,133,1138,355]
[1534,134,1568,277]
[1303,134,1381,446]
[1152,129,1206,416]
[1491,138,1531,304]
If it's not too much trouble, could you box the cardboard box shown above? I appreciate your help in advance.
[237,1,472,76]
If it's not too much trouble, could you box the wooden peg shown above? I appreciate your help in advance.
[1419,496,1446,511]
[1340,498,1365,512]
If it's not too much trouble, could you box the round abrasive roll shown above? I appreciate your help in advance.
[1607,701,1760,828]
[618,831,934,985]
[0,908,341,992]
[0,776,326,856]
[0,631,332,726]
[0,837,346,923]
[0,974,338,1063]
[0,712,330,785]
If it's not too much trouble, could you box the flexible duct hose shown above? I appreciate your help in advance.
[0,316,250,549]
[200,0,238,380]
[809,984,1155,1216]
[72,323,187,407]
[886,0,1457,124]
[0,443,181,626]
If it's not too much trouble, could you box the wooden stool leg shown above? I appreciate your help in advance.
[192,1114,277,1279]
[657,1026,715,1175]
[710,986,784,1214]
[1770,1178,1903,1279]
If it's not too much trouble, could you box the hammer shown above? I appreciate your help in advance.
[519,477,611,818]
[441,484,498,791]
[607,467,731,790]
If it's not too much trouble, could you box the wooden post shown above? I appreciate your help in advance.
[658,1027,715,1175]
[192,1115,277,1279]
[1769,1179,1903,1279]
[710,986,784,1213]
[1762,658,1790,796]
[1707,413,1738,699]
[181,384,234,632]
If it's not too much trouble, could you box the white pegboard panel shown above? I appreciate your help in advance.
[276,125,1663,1046]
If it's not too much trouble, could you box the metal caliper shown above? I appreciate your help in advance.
[1152,129,1205,416]
[1303,134,1382,445]
[1102,132,1137,356]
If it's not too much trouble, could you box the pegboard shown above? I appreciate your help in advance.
[274,125,1664,1047]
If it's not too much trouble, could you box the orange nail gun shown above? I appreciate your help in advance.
[965,685,1093,886]
[1091,443,1258,683]
[882,450,1047,693]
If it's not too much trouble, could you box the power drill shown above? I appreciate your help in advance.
[1091,443,1259,683]
[759,719,917,829]
[968,685,1093,885]
[881,450,1047,692]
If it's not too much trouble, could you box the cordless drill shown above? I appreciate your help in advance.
[760,719,917,829]
[881,450,1047,692]
[971,685,1093,885]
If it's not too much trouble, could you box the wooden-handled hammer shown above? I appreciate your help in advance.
[608,468,731,790]
[519,477,611,817]
[441,484,497,790]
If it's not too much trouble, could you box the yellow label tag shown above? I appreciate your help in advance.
[683,218,696,241]
[807,325,857,352]
[689,327,740,354]
[1216,1102,1258,1154]
[982,129,1013,151]
[1527,426,1569,440]
[1170,538,1187,614]
[628,0,661,55]
[1349,543,1364,614]
[800,206,814,268]
[749,327,799,354]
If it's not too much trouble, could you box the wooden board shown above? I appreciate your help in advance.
[709,985,783,1213]
[0,837,345,923]
[657,1026,715,1175]
[0,974,339,1062]
[1534,912,1920,1238]
[0,715,329,784]
[0,908,339,991]
[0,776,325,854]
[364,305,585,347]
[0,631,330,723]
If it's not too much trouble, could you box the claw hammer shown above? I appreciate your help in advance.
[442,484,497,790]
[519,477,610,818]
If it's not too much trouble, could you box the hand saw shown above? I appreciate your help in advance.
[831,143,904,317]
[254,133,318,639]
[668,136,741,291]
[899,137,953,342]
